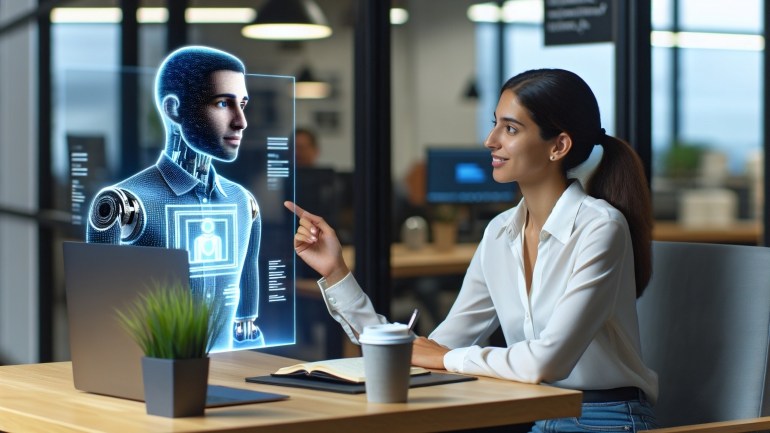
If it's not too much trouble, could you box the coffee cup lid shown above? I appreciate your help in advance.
[359,323,414,345]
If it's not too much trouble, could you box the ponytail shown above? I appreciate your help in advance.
[588,135,653,297]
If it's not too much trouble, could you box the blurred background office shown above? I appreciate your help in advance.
[1,0,767,364]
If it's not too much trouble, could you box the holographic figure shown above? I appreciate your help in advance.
[86,46,264,351]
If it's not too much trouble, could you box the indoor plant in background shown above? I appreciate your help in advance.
[117,282,226,418]
[430,203,461,250]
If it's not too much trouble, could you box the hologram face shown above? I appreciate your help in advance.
[178,70,249,162]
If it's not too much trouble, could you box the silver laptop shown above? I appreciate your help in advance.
[62,241,287,406]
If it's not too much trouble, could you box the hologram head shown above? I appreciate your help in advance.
[155,46,249,162]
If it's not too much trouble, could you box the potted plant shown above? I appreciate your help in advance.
[660,141,705,184]
[430,204,460,250]
[117,282,226,418]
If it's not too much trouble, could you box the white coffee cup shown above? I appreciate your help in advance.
[359,323,415,403]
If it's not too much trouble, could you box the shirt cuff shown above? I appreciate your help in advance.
[443,347,471,373]
[318,271,353,291]
[316,272,361,343]
[317,272,364,309]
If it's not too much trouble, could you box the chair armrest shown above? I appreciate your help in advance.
[640,416,770,433]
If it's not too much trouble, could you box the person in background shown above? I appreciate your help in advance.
[286,68,658,432]
[295,127,321,168]
[391,160,429,241]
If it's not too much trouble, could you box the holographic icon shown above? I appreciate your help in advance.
[193,218,223,263]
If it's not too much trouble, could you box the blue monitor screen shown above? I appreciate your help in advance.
[425,147,517,204]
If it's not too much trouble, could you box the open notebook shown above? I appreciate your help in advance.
[272,357,429,383]
[246,357,476,394]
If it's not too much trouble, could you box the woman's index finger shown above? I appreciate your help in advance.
[284,200,306,218]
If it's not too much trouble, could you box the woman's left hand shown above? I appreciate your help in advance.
[411,336,450,370]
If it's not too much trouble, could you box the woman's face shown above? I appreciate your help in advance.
[484,89,554,185]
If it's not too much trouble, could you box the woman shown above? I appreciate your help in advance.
[286,68,658,432]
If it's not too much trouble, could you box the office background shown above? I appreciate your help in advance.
[0,0,767,365]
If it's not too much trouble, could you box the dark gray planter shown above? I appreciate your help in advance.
[141,356,209,417]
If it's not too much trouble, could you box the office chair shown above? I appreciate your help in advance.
[637,241,770,432]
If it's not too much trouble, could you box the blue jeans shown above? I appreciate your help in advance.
[530,398,659,433]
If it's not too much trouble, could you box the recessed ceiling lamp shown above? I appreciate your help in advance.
[651,30,764,51]
[50,7,122,23]
[295,67,331,99]
[390,8,409,25]
[50,7,256,24]
[467,0,542,24]
[242,0,332,41]
[463,78,479,100]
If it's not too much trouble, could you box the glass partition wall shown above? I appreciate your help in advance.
[651,0,763,235]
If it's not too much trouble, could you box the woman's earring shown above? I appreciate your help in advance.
[550,155,555,161]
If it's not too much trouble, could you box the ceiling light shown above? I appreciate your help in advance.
[242,0,332,41]
[51,8,122,24]
[463,78,479,100]
[467,0,542,24]
[501,0,542,24]
[295,67,331,99]
[187,8,257,24]
[650,31,677,48]
[51,7,257,24]
[391,8,409,25]
[651,30,764,51]
[467,3,500,23]
[137,8,167,24]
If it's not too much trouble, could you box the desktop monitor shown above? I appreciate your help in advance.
[425,147,517,204]
[293,167,339,278]
[295,167,340,228]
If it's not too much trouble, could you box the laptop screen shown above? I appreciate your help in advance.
[63,242,189,400]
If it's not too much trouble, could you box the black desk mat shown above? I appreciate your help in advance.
[245,372,477,394]
[205,384,288,407]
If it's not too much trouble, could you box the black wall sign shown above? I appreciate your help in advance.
[544,0,613,46]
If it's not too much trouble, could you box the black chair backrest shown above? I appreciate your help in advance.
[637,241,770,427]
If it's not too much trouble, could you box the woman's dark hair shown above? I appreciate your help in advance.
[501,68,652,297]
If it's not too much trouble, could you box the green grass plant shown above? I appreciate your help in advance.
[117,281,227,359]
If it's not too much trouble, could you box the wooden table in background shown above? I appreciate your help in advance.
[0,350,582,433]
[298,222,762,297]
[296,243,478,296]
[652,220,762,245]
[340,243,477,279]
[339,221,762,282]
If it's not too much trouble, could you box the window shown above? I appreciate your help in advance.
[651,0,763,227]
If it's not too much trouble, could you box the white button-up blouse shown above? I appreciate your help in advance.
[318,182,658,403]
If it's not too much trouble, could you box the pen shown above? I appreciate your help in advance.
[407,308,420,333]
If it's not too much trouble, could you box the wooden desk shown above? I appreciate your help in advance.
[0,351,581,433]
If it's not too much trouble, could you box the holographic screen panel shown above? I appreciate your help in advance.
[61,67,297,349]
